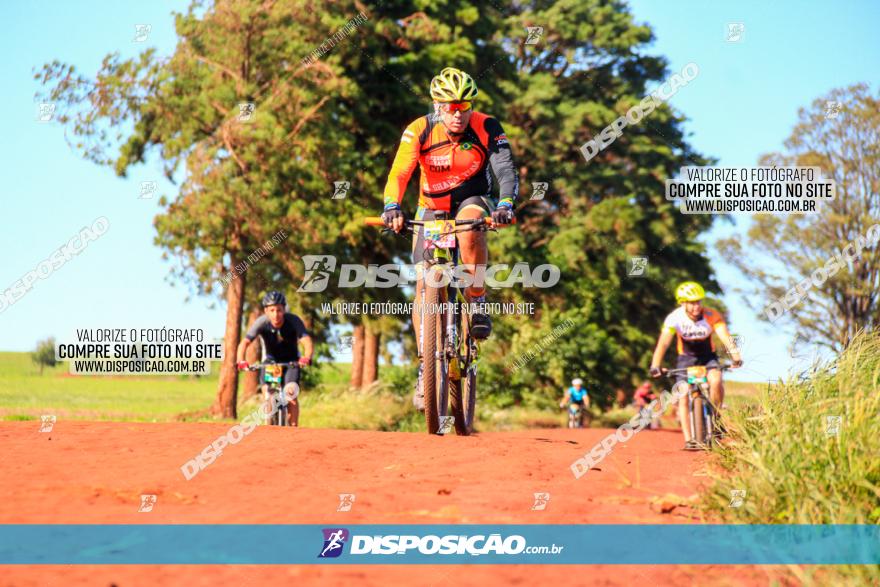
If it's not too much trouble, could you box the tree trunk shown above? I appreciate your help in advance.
[363,327,380,386]
[212,256,246,418]
[241,307,262,402]
[349,323,365,389]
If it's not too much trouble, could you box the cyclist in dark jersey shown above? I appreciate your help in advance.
[236,291,313,426]
[381,67,518,409]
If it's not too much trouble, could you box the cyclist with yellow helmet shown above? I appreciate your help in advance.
[649,281,743,449]
[380,67,519,409]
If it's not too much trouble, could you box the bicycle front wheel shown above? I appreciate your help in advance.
[450,314,476,436]
[421,276,448,435]
[692,395,707,444]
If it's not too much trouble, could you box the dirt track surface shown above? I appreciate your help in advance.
[0,422,792,586]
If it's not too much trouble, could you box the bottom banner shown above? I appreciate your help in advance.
[1,525,877,564]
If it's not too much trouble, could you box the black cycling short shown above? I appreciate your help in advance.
[674,353,720,383]
[412,195,493,265]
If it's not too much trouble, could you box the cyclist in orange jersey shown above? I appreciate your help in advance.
[381,67,518,409]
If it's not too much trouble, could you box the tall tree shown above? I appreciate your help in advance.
[37,0,377,416]
[719,84,880,351]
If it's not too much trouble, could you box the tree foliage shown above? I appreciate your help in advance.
[32,338,57,375]
[37,0,720,409]
[719,83,880,351]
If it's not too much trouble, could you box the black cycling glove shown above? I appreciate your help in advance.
[491,200,515,226]
[382,203,406,229]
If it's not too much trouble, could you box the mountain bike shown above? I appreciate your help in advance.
[661,362,734,449]
[366,214,512,435]
[238,361,301,426]
[565,402,585,428]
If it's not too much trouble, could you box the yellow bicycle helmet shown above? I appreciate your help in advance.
[429,67,479,102]
[675,281,706,304]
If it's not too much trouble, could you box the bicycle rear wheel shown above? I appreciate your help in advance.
[422,277,448,435]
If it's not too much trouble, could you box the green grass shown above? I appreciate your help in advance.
[0,352,219,421]
[0,351,765,434]
[702,332,880,585]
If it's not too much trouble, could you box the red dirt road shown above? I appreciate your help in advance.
[0,422,793,586]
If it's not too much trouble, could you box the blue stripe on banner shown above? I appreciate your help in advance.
[0,525,877,565]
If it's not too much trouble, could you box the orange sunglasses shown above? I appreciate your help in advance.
[438,101,473,113]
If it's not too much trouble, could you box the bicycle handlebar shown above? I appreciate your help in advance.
[364,216,516,230]
[659,362,738,376]
[238,361,303,372]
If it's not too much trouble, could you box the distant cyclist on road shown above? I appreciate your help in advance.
[560,378,591,426]
[633,381,660,430]
[649,281,742,449]
[236,291,314,426]
[380,67,519,410]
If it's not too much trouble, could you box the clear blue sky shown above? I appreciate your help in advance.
[2,1,878,383]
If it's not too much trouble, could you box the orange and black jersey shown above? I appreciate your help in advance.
[383,111,519,212]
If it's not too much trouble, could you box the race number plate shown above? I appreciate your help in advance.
[264,364,283,384]
[423,220,456,249]
[686,365,708,383]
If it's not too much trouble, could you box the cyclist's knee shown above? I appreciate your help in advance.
[456,204,486,220]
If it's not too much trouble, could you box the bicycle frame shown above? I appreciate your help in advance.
[663,363,732,447]
[238,361,301,426]
[419,218,484,432]
[366,214,511,435]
